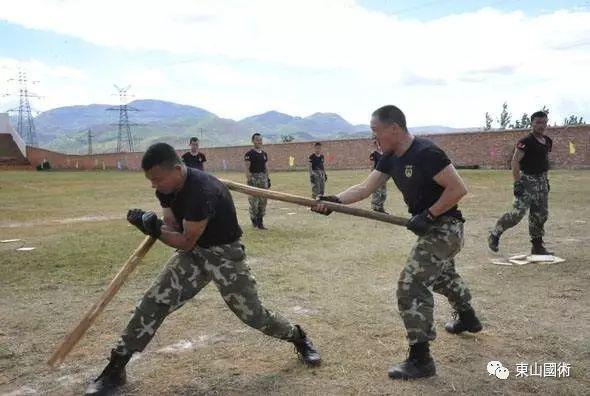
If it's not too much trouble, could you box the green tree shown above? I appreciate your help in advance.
[497,102,511,130]
[563,115,585,126]
[484,112,493,130]
[511,113,531,129]
[520,113,531,129]
[281,134,295,143]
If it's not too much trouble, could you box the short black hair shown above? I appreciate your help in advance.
[189,137,199,143]
[531,111,548,122]
[314,142,322,147]
[251,133,262,141]
[142,142,181,171]
[372,105,408,132]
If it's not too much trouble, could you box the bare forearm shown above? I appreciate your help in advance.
[159,228,195,251]
[244,162,251,180]
[511,160,520,181]
[337,184,372,204]
[429,186,466,217]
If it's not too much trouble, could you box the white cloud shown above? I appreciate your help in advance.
[0,58,90,112]
[1,1,589,126]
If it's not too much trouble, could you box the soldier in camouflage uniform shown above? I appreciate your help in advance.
[369,141,388,212]
[85,143,320,396]
[313,105,482,380]
[309,142,327,198]
[245,133,270,229]
[489,111,553,255]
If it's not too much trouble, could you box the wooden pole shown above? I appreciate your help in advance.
[220,179,408,227]
[47,236,156,367]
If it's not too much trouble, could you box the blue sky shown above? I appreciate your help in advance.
[1,0,589,127]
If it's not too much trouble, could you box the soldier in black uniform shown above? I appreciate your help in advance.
[85,143,320,396]
[181,137,206,171]
[489,111,553,255]
[244,133,270,229]
[308,142,327,198]
[313,105,482,380]
[369,139,388,212]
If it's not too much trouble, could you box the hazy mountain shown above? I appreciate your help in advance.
[21,100,467,154]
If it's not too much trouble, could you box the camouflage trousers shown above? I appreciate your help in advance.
[397,217,473,345]
[371,182,387,211]
[492,173,549,239]
[310,170,326,199]
[114,241,300,356]
[248,172,268,219]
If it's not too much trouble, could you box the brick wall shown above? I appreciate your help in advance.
[26,125,590,171]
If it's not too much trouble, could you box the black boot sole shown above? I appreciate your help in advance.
[388,363,436,380]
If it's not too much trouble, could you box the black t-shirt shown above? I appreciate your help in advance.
[309,153,325,171]
[182,152,206,171]
[516,133,552,175]
[156,168,242,248]
[376,137,461,218]
[369,150,382,169]
[244,149,268,173]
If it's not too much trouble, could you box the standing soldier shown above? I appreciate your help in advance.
[369,139,388,213]
[488,111,553,255]
[245,133,270,229]
[308,142,327,198]
[312,105,482,380]
[85,143,320,396]
[181,137,207,171]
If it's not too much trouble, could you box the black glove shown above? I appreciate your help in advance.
[312,195,341,215]
[406,209,436,236]
[513,179,525,197]
[324,173,328,182]
[267,177,271,189]
[142,211,164,238]
[127,209,163,238]
[309,174,314,184]
[547,179,550,192]
[127,209,148,234]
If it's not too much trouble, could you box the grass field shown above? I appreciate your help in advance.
[1,169,589,395]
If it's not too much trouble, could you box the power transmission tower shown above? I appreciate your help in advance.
[88,129,93,155]
[6,70,40,146]
[106,85,139,152]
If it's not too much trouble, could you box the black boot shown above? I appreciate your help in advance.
[251,217,259,228]
[257,217,267,230]
[85,350,131,396]
[445,307,483,334]
[291,325,321,366]
[488,232,500,252]
[531,238,553,255]
[388,342,436,380]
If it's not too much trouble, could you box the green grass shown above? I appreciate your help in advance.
[1,169,589,395]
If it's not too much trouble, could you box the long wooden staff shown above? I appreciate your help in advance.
[47,236,156,367]
[220,179,408,227]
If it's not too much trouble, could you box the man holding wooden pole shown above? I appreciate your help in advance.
[84,143,320,395]
[313,105,482,380]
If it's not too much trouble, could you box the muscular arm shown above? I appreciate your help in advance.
[336,170,390,204]
[159,218,208,251]
[244,160,251,181]
[511,149,525,181]
[162,207,180,231]
[428,164,468,217]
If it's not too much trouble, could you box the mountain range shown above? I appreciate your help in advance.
[17,99,470,154]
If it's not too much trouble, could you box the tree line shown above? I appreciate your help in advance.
[484,103,585,131]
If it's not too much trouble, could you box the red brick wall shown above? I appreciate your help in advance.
[26,125,590,171]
